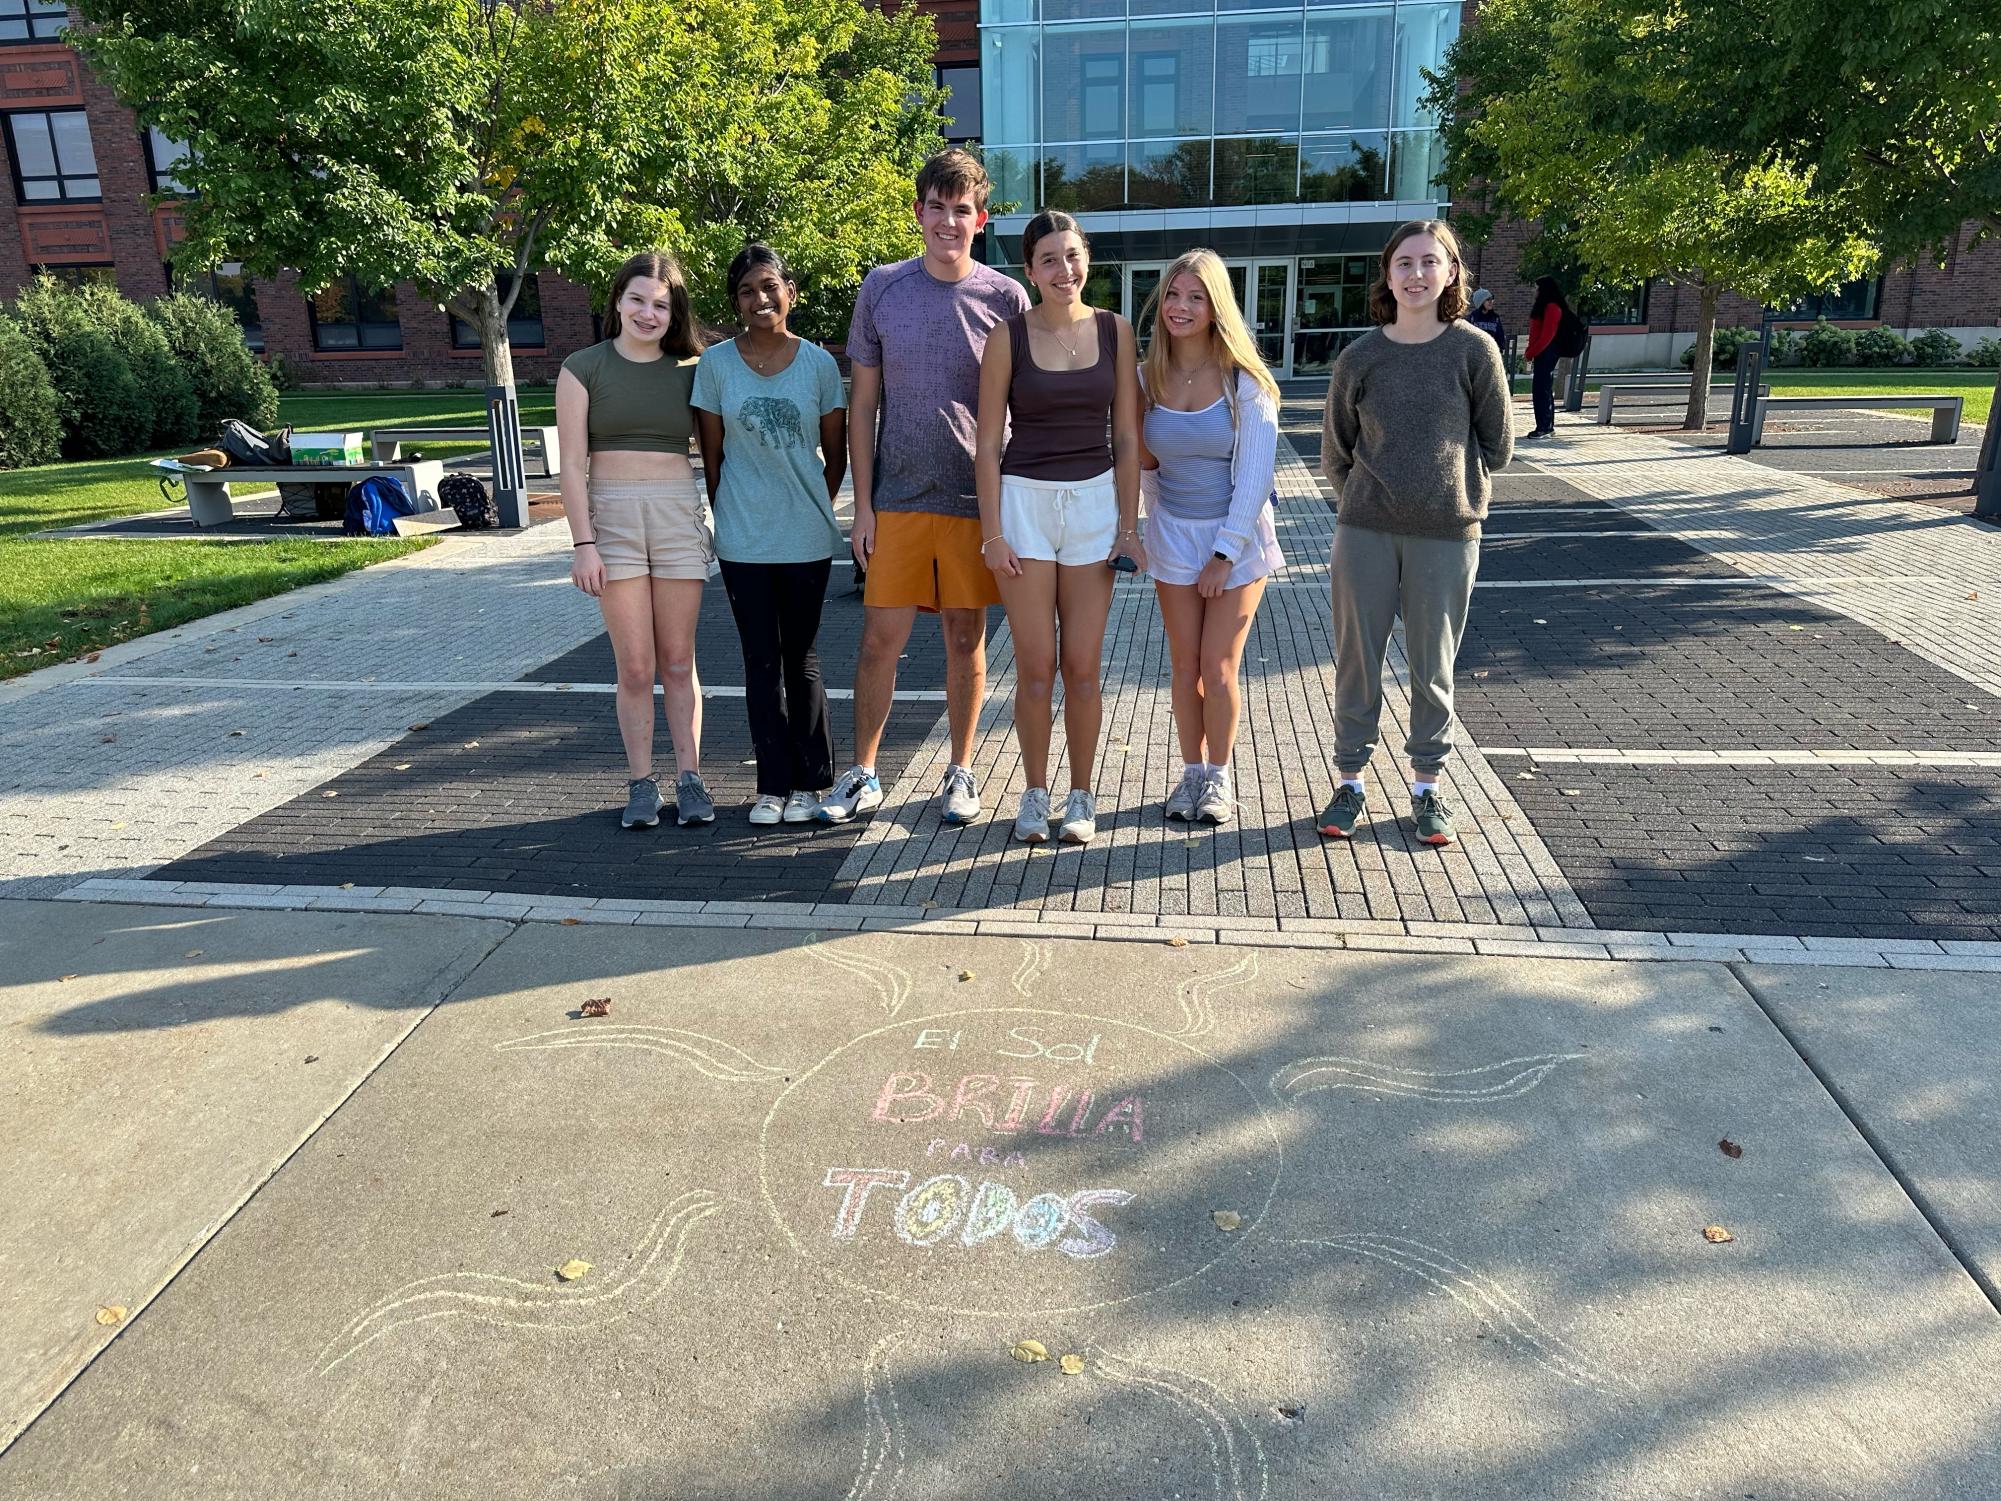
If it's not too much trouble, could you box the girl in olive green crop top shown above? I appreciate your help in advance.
[559,339,699,454]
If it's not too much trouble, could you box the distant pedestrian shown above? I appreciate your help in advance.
[557,249,714,831]
[1523,276,1576,438]
[1468,287,1507,350]
[1136,247,1283,828]
[975,210,1141,846]
[692,243,847,827]
[1317,219,1512,848]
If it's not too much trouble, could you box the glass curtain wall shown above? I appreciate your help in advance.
[980,0,1458,214]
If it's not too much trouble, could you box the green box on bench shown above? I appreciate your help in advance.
[291,431,366,467]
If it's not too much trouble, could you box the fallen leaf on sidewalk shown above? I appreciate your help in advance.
[490,1209,508,1218]
[463,740,480,749]
[60,973,78,982]
[957,970,975,982]
[227,730,243,738]
[1212,1210,1242,1232]
[1167,936,1188,948]
[580,997,612,1018]
[1011,1339,1049,1363]
[408,722,430,731]
[1183,837,1202,849]
[86,651,101,663]
[322,790,339,798]
[560,917,582,926]
[257,637,274,643]
[556,1259,591,1281]
[304,1055,319,1064]
[1059,1354,1086,1375]
[1701,1224,1734,1244]
[1718,1138,1743,1159]
[394,763,411,771]
[1560,788,1582,796]
[1515,771,1535,780]
[100,735,116,744]
[339,882,354,889]
[95,1306,126,1327]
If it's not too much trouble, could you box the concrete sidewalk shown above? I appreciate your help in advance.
[3,903,1998,1497]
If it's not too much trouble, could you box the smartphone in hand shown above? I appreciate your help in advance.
[1108,554,1139,573]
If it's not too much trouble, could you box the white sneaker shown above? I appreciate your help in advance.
[815,766,883,824]
[748,793,785,826]
[782,790,819,823]
[1013,787,1052,843]
[940,766,981,825]
[1058,788,1098,844]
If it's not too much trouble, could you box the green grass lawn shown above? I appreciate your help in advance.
[0,388,558,679]
[1515,366,1996,424]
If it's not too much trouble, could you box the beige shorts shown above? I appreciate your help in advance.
[589,476,713,582]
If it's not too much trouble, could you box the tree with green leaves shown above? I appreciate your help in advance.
[76,0,941,387]
[1430,0,1879,427]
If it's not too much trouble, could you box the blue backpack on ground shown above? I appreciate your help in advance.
[342,475,416,536]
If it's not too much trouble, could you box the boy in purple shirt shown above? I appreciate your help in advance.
[817,149,1031,826]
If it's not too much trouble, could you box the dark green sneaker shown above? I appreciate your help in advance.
[1412,789,1457,846]
[1316,783,1366,839]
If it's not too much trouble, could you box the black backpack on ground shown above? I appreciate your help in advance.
[276,480,352,521]
[440,471,498,528]
[1554,306,1590,358]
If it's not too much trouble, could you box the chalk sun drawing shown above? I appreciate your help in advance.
[1271,1051,1586,1103]
[494,1025,787,1083]
[1011,939,1053,998]
[316,1191,721,1376]
[843,1333,910,1501]
[1090,1343,1269,1501]
[1293,1234,1634,1395]
[807,935,914,1018]
[1170,952,1259,1038]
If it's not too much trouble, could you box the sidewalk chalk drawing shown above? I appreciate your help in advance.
[1292,1234,1635,1396]
[494,1024,788,1082]
[1170,952,1259,1038]
[1011,939,1053,998]
[844,1333,910,1501]
[315,1191,721,1375]
[1090,1343,1269,1501]
[759,1007,1285,1317]
[808,937,914,1018]
[1271,1052,1586,1103]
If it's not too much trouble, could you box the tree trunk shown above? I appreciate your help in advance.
[1683,281,1719,430]
[476,281,516,393]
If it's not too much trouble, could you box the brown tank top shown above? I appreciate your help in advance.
[999,308,1117,481]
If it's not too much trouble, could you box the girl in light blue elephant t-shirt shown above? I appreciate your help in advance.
[692,243,849,826]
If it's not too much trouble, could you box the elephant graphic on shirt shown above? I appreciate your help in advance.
[738,396,806,451]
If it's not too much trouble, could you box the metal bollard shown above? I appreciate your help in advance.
[486,384,529,529]
[1725,343,1763,454]
[1976,366,2001,520]
[1562,332,1592,413]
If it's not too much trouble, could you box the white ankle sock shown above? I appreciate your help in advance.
[1341,776,1365,792]
[1412,779,1437,798]
[1208,762,1230,782]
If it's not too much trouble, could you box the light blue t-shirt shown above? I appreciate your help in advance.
[691,338,847,563]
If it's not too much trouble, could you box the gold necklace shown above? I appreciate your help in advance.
[739,332,787,373]
[1042,310,1090,366]
[1174,359,1213,388]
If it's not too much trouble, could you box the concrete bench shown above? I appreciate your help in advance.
[1597,382,1767,424]
[182,460,445,528]
[370,425,559,476]
[1751,394,1963,446]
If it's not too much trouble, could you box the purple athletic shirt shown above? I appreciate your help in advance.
[846,257,1029,518]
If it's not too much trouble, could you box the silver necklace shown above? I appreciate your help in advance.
[1042,311,1090,365]
[738,332,787,373]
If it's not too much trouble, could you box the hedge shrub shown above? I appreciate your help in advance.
[1678,325,1760,369]
[1799,318,1857,367]
[11,276,201,454]
[1766,327,1799,366]
[149,291,279,434]
[0,313,62,469]
[1852,326,1911,367]
[43,329,150,458]
[1908,328,1964,367]
[78,285,200,447]
[1967,336,2001,370]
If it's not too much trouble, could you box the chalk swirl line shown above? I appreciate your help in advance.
[1089,1344,1268,1501]
[1170,952,1259,1038]
[494,1025,787,1082]
[315,1190,721,1376]
[1293,1234,1633,1395]
[1011,939,1053,998]
[843,1333,910,1501]
[1270,1052,1585,1102]
[806,937,913,1019]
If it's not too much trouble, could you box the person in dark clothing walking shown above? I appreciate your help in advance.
[1468,288,1507,350]
[1523,276,1572,438]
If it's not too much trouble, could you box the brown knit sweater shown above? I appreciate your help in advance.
[1320,321,1514,540]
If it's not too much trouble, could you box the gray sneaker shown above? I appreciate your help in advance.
[1194,771,1233,826]
[940,766,981,825]
[1013,787,1052,844]
[675,771,715,827]
[621,776,664,829]
[1058,788,1098,844]
[1164,767,1203,822]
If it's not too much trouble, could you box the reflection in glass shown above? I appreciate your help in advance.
[1215,13,1304,135]
[1082,259,1123,312]
[1290,327,1369,377]
[1127,139,1211,208]
[1391,2,1460,128]
[1253,261,1289,365]
[1212,136,1298,206]
[1043,0,1123,18]
[979,0,1035,22]
[1302,6,1392,131]
[1040,141,1126,211]
[1130,266,1163,343]
[938,65,983,143]
[1294,254,1376,331]
[1127,17,1214,138]
[982,147,1038,214]
[1389,129,1444,200]
[1298,132,1389,201]
[982,27,1040,148]
[1044,25,1127,142]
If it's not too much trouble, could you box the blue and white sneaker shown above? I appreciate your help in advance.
[815,765,884,824]
[940,766,981,825]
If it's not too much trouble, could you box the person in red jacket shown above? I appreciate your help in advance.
[1523,277,1574,438]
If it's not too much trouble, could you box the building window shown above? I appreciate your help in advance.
[1779,277,1881,322]
[1133,53,1180,138]
[33,263,116,289]
[143,126,190,195]
[1080,53,1122,139]
[0,0,69,43]
[173,261,264,350]
[4,110,99,202]
[309,275,401,351]
[1216,16,1304,136]
[452,271,544,349]
[1582,284,1649,327]
[937,65,980,144]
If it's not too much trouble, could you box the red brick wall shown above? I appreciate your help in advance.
[883,0,977,64]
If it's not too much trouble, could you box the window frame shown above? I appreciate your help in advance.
[936,64,981,144]
[0,0,70,44]
[308,273,403,352]
[141,125,190,195]
[450,270,545,351]
[4,108,101,203]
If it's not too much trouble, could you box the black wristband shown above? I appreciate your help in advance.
[1212,551,1230,562]
[573,539,597,549]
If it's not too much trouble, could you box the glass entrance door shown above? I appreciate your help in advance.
[1124,259,1293,378]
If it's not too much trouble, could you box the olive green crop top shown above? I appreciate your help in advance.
[561,339,699,455]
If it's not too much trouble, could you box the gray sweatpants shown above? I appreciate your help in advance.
[1328,522,1480,776]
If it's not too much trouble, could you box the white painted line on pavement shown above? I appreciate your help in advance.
[70,676,947,702]
[1484,747,2001,768]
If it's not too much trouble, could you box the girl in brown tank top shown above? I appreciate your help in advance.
[974,210,1141,847]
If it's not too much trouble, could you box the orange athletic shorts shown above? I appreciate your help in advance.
[861,509,1001,612]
